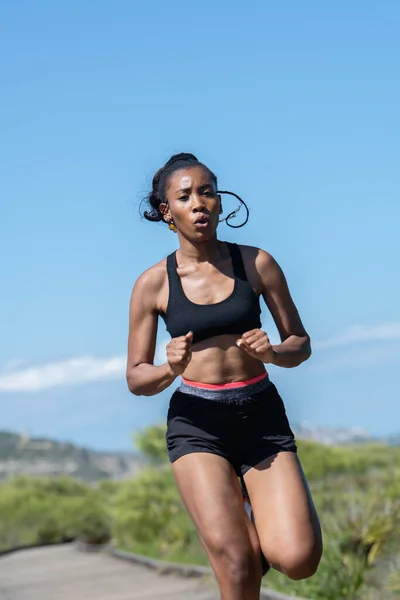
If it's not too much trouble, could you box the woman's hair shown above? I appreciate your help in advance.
[142,153,217,223]
[141,152,249,228]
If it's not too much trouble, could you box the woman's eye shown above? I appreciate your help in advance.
[178,195,189,201]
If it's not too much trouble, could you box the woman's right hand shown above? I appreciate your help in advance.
[166,331,193,375]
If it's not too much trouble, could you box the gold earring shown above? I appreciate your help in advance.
[168,222,177,233]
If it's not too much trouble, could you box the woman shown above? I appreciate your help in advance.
[127,153,322,600]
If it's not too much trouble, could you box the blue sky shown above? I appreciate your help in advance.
[1,1,399,450]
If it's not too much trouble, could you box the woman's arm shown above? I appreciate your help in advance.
[257,249,311,368]
[235,247,311,368]
[126,270,178,396]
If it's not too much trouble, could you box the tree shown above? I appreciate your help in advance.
[134,424,168,464]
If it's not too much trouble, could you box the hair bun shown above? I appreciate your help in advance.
[166,153,198,166]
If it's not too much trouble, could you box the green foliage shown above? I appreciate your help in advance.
[109,467,205,563]
[265,470,400,600]
[1,427,400,600]
[72,498,111,544]
[115,427,400,599]
[7,474,90,497]
[0,476,110,550]
[297,439,400,481]
[134,424,168,464]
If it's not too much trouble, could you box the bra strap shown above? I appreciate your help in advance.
[227,242,247,281]
[166,252,183,297]
[166,251,176,274]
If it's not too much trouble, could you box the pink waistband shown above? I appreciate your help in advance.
[181,371,268,390]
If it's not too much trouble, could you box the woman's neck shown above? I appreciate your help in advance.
[176,235,224,264]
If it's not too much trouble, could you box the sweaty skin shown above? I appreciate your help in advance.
[126,167,311,396]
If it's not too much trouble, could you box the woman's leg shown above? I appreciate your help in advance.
[243,452,322,581]
[172,452,263,600]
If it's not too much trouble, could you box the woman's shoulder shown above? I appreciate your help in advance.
[132,257,168,294]
[236,243,276,269]
[237,244,285,288]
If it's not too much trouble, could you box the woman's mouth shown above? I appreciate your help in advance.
[194,216,210,229]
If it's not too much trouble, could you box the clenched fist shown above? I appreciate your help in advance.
[236,329,276,364]
[166,331,193,375]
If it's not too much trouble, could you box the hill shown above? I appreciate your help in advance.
[293,423,400,446]
[1,424,398,482]
[0,431,142,482]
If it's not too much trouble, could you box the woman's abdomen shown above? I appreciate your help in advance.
[182,334,267,385]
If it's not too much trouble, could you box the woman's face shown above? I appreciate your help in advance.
[161,167,221,240]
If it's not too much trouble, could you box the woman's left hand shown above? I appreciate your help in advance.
[236,329,276,364]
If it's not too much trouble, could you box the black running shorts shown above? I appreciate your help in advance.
[166,376,297,477]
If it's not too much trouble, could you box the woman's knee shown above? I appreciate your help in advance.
[265,540,322,581]
[206,533,260,585]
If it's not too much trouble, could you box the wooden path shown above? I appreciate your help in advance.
[0,545,304,600]
[0,545,219,600]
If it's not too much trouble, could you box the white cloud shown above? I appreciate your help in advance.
[0,355,127,393]
[309,321,400,373]
[0,337,170,394]
[3,324,398,392]
[314,322,400,350]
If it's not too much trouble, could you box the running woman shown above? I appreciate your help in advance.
[127,153,322,600]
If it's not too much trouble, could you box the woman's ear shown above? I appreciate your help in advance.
[159,202,171,221]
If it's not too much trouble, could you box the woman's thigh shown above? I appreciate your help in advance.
[171,451,261,565]
[243,452,322,574]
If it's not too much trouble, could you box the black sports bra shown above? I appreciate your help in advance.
[160,242,262,344]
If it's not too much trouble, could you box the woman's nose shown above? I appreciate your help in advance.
[192,195,206,211]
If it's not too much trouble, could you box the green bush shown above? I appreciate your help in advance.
[297,440,400,481]
[109,467,205,562]
[134,424,169,464]
[0,476,110,550]
[1,428,400,600]
[72,498,111,544]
